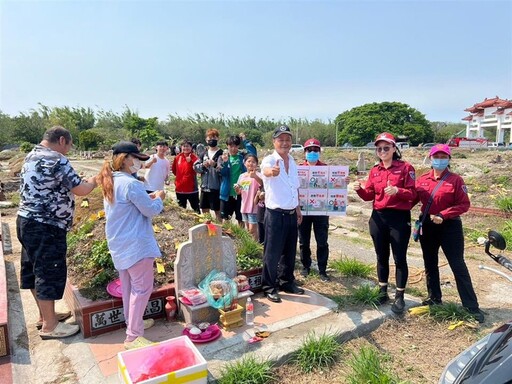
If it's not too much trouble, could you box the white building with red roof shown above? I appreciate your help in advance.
[463,96,512,144]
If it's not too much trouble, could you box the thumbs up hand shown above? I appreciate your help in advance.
[384,179,398,195]
[271,160,281,177]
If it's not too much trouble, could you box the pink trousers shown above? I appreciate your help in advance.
[119,257,154,339]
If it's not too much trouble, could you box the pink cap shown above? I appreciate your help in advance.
[375,132,396,145]
[429,144,451,157]
[304,138,321,149]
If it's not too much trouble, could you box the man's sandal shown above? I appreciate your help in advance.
[36,311,72,330]
[39,322,80,340]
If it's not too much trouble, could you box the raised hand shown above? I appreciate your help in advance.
[384,179,398,195]
[271,160,281,177]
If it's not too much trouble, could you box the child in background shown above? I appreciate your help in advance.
[234,154,262,240]
[254,186,266,244]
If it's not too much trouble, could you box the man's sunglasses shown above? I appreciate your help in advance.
[306,148,320,152]
[376,146,392,153]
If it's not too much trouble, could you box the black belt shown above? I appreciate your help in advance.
[270,208,296,215]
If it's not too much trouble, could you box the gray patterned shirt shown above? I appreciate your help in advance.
[18,145,82,231]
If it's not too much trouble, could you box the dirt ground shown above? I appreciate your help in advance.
[2,148,512,383]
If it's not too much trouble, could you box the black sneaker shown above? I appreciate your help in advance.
[421,297,443,306]
[466,308,485,323]
[300,267,310,277]
[319,273,330,282]
[391,296,405,313]
[377,292,390,305]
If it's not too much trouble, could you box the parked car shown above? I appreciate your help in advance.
[290,144,304,152]
[396,142,410,149]
[422,143,436,149]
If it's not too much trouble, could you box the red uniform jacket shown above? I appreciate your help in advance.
[415,169,470,219]
[172,152,199,193]
[356,160,416,211]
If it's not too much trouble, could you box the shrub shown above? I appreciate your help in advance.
[350,284,383,307]
[330,257,373,278]
[219,355,273,384]
[495,195,512,213]
[346,345,403,384]
[294,332,340,373]
[19,141,34,153]
[428,302,475,323]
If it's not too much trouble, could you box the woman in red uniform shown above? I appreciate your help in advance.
[415,144,484,322]
[353,132,416,313]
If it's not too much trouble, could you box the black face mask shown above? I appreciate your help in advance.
[207,139,218,147]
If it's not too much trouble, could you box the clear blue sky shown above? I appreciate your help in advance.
[1,0,511,123]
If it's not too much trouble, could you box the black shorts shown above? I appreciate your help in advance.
[16,216,68,300]
[200,190,221,211]
[220,195,242,221]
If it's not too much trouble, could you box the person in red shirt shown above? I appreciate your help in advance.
[171,140,200,213]
[298,138,331,282]
[353,132,416,313]
[415,144,484,322]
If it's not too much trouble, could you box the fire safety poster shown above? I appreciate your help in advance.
[298,165,349,216]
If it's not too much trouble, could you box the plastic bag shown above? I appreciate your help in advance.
[198,270,238,309]
[412,220,422,242]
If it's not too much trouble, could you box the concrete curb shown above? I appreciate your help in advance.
[204,296,420,381]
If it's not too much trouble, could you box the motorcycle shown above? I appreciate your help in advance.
[439,231,512,384]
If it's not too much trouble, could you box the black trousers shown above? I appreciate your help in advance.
[176,192,200,213]
[262,208,298,293]
[299,215,329,274]
[420,217,479,309]
[369,209,410,288]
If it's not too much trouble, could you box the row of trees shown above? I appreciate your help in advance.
[0,102,466,151]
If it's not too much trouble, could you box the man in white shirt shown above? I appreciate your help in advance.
[260,125,304,303]
[144,141,171,193]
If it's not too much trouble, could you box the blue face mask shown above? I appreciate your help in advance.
[431,158,449,170]
[306,151,320,163]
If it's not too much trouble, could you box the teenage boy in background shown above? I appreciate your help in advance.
[144,141,171,194]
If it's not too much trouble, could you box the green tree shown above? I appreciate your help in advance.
[12,111,47,144]
[0,111,15,147]
[430,122,466,144]
[79,130,104,150]
[335,102,433,146]
[139,127,161,148]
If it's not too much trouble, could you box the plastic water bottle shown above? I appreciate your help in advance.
[245,297,254,326]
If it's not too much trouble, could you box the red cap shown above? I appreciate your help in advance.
[375,132,396,146]
[304,138,321,149]
[429,144,451,157]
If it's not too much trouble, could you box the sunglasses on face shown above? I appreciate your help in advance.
[306,148,320,152]
[376,146,392,153]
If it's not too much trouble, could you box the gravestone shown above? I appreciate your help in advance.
[356,152,367,174]
[174,223,253,324]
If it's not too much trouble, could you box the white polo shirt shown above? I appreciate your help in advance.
[261,151,299,210]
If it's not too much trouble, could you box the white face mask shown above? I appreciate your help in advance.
[129,158,142,173]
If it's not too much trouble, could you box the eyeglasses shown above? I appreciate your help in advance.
[376,146,392,153]
[306,148,320,152]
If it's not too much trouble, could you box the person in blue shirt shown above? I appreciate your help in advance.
[97,141,165,350]
[219,133,256,226]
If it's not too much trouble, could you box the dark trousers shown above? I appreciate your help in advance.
[299,215,329,274]
[369,209,410,288]
[258,222,265,245]
[176,192,200,213]
[262,208,298,293]
[420,217,479,309]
